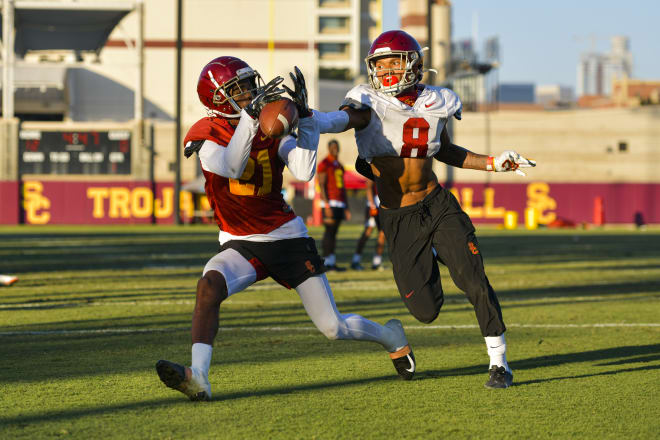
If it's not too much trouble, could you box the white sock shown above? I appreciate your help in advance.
[324,254,336,266]
[485,334,510,372]
[352,254,361,263]
[372,255,382,266]
[191,343,213,377]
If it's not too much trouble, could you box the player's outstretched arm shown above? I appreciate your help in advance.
[278,117,320,182]
[312,106,371,134]
[488,150,536,176]
[434,127,536,175]
[283,66,311,118]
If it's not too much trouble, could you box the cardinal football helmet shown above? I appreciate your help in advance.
[365,30,424,96]
[197,56,264,118]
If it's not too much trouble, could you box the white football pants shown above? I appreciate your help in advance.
[203,248,402,351]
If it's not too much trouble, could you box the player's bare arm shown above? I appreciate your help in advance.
[434,126,537,174]
[434,126,487,170]
[341,106,371,131]
[317,170,333,219]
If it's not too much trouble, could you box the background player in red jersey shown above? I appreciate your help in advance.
[155,57,416,401]
[308,30,536,389]
[351,179,386,271]
[317,139,351,271]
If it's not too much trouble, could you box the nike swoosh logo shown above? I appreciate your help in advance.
[405,290,414,298]
[260,135,268,141]
[405,354,415,372]
[425,102,435,108]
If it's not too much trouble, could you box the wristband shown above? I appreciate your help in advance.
[486,156,494,171]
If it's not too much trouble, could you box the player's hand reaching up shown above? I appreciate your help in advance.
[244,76,285,119]
[489,150,536,176]
[283,66,311,118]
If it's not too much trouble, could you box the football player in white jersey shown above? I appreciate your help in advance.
[305,30,536,389]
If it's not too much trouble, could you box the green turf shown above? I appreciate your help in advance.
[1,225,659,439]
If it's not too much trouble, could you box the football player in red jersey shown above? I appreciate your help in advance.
[309,30,538,389]
[155,57,416,401]
[351,179,386,271]
[317,139,351,271]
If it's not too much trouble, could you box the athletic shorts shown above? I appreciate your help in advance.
[218,237,326,290]
[324,207,346,222]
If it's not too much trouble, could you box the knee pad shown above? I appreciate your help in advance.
[318,319,341,340]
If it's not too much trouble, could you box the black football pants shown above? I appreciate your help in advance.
[379,185,506,337]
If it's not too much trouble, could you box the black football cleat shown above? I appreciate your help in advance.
[350,262,364,271]
[389,345,416,380]
[324,264,346,272]
[156,360,211,401]
[484,365,513,389]
[384,319,415,380]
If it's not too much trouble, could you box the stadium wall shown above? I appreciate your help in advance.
[1,180,658,225]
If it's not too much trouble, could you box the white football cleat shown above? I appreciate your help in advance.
[385,319,416,380]
[156,360,211,401]
[0,275,18,286]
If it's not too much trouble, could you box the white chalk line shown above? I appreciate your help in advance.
[0,322,658,337]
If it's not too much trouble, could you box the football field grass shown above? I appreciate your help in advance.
[0,224,659,439]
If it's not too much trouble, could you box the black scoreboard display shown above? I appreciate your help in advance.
[19,129,132,175]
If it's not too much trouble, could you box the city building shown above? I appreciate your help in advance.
[536,84,575,107]
[316,0,383,80]
[399,0,451,83]
[576,36,632,97]
[497,83,535,103]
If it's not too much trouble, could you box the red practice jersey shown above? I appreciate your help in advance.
[317,156,347,203]
[184,117,295,235]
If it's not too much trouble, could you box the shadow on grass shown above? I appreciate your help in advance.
[514,364,660,386]
[418,344,660,385]
[3,230,660,275]
[0,373,399,426]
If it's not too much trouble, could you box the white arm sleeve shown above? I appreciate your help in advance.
[278,116,319,182]
[312,109,349,134]
[197,109,258,179]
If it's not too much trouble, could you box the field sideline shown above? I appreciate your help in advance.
[1,224,659,439]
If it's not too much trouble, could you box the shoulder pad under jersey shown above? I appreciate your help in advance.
[339,84,374,111]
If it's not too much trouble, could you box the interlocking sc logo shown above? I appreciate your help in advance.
[23,181,51,224]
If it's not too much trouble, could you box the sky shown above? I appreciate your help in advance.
[382,0,660,89]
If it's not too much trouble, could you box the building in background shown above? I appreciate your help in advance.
[316,0,382,80]
[399,0,452,83]
[577,36,632,97]
[536,84,575,108]
[611,77,660,107]
[497,83,535,103]
[2,1,659,227]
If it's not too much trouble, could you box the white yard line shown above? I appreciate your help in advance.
[0,322,658,336]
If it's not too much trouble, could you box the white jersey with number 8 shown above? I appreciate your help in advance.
[341,84,462,162]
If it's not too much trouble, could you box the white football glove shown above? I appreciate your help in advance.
[489,150,536,176]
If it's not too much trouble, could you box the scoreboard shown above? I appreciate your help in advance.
[19,129,132,175]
